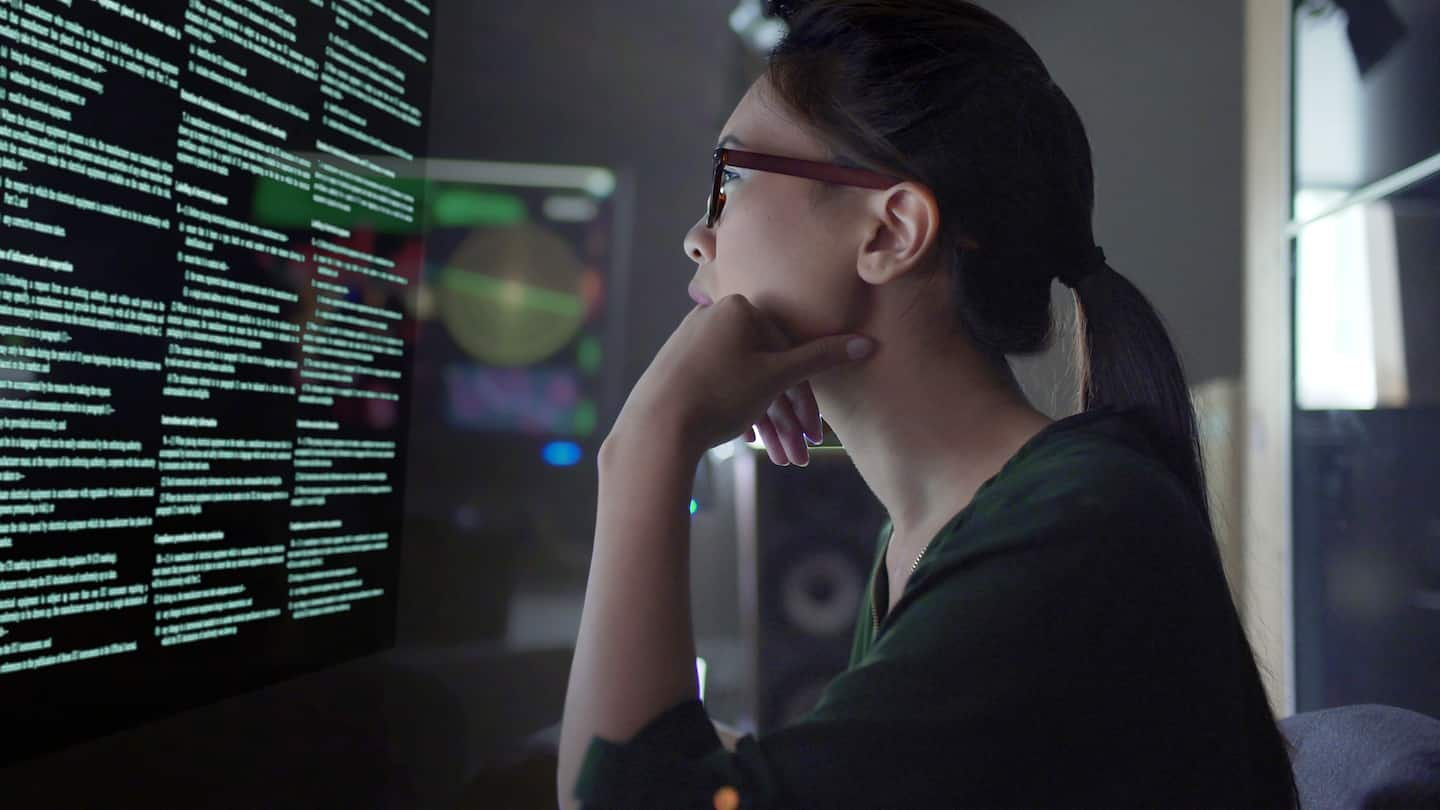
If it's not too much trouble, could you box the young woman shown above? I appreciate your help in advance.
[557,1,1299,807]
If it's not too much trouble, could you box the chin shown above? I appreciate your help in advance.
[748,295,821,339]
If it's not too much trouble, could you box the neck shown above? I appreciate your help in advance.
[810,304,1052,550]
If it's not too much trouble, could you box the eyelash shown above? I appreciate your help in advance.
[721,169,741,186]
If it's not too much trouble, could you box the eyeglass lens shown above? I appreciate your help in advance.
[707,152,725,227]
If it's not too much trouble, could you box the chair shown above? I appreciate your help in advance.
[1279,703,1440,809]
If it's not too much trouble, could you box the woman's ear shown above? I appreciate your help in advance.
[855,181,940,285]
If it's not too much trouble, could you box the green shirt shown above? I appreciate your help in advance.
[574,406,1297,808]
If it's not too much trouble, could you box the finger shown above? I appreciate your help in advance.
[769,335,876,391]
[754,415,788,467]
[743,425,756,444]
[785,382,822,442]
[754,416,786,466]
[767,397,809,467]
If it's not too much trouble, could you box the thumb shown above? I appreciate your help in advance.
[769,334,875,387]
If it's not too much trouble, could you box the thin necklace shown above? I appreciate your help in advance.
[909,536,935,574]
[871,530,936,635]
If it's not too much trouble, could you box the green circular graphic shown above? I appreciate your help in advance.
[436,221,587,366]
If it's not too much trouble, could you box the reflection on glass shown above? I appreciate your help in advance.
[1295,172,1440,409]
[1294,196,1406,409]
[1295,4,1367,211]
[1289,0,1440,722]
[1294,1,1438,202]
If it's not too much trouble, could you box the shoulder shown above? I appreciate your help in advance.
[942,407,1206,558]
[889,408,1225,647]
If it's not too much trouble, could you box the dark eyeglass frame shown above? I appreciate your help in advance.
[706,147,903,228]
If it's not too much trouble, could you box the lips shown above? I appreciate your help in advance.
[688,284,713,307]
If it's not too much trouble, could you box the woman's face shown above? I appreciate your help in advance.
[683,76,871,344]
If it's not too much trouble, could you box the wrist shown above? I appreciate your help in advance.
[600,405,705,469]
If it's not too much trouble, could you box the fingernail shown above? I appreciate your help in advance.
[846,337,874,360]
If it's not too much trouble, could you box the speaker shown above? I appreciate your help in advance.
[726,443,887,733]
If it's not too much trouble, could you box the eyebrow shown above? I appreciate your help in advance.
[716,134,747,150]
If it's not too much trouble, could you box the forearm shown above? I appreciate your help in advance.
[556,422,704,809]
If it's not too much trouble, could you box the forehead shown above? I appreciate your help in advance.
[720,76,829,158]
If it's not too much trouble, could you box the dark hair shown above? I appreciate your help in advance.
[763,1,1299,806]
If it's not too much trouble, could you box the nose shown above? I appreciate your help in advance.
[683,214,714,266]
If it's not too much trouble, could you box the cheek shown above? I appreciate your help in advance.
[719,203,861,341]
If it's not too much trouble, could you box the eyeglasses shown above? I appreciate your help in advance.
[705,147,903,228]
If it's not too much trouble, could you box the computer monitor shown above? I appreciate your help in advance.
[0,1,436,762]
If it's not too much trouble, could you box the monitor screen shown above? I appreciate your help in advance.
[0,0,435,762]
[406,162,620,445]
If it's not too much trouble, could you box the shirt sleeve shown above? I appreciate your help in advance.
[571,696,778,809]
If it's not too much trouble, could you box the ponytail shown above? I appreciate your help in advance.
[1068,262,1214,541]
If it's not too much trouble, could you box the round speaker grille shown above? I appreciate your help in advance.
[779,548,864,637]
